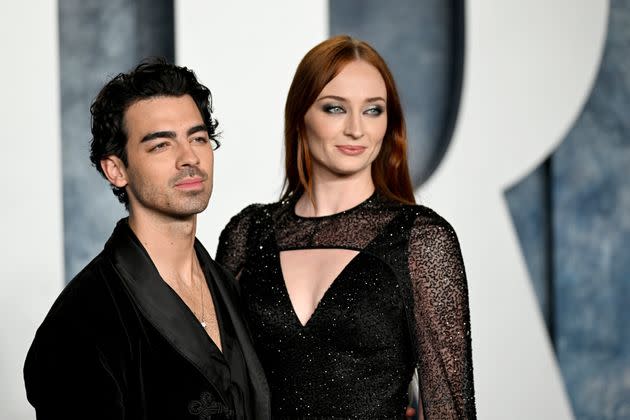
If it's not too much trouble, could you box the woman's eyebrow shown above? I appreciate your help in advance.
[317,95,346,102]
[316,95,386,103]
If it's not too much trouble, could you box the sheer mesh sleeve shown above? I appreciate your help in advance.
[408,211,476,419]
[216,204,260,279]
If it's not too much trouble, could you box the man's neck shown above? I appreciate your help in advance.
[128,209,199,288]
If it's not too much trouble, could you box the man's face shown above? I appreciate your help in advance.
[121,95,214,219]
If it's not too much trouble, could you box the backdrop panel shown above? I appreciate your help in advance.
[0,2,63,419]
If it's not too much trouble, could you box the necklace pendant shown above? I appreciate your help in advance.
[201,320,207,329]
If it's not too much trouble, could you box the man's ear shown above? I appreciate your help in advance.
[100,156,128,188]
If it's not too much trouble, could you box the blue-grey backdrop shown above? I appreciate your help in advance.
[506,0,630,417]
[331,0,464,187]
[60,0,174,279]
[60,0,630,417]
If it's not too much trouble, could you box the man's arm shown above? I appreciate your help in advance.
[24,321,125,420]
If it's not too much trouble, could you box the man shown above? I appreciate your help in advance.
[24,59,270,419]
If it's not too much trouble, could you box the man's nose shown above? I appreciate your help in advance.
[176,140,201,167]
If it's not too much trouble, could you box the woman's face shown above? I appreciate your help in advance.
[303,60,387,181]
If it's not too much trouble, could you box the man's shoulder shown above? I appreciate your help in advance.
[37,251,121,333]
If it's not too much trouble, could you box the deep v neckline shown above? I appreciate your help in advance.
[274,247,364,328]
[266,192,404,329]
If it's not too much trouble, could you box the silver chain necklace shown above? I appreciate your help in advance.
[196,257,207,329]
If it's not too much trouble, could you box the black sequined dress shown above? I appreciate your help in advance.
[217,193,476,419]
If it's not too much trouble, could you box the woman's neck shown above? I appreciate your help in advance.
[295,172,375,217]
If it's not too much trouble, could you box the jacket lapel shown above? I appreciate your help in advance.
[103,219,229,404]
[195,241,271,419]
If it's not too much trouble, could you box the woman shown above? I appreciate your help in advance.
[217,35,476,419]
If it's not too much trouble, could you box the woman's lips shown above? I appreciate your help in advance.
[336,145,367,156]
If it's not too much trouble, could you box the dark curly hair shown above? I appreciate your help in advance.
[89,57,219,209]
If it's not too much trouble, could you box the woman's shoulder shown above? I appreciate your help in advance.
[381,198,450,225]
[223,199,289,232]
[393,202,458,238]
[217,201,284,267]
[228,202,265,223]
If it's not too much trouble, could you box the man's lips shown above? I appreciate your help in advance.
[174,177,204,189]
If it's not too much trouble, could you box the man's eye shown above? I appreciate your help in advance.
[323,104,345,114]
[150,142,168,152]
[192,136,209,144]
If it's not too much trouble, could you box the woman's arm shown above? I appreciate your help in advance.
[408,212,476,419]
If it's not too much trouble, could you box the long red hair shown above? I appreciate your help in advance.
[281,35,415,205]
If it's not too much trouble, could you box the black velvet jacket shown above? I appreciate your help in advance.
[24,219,270,420]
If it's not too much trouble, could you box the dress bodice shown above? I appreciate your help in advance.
[217,193,476,419]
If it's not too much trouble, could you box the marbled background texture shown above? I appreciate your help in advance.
[60,1,629,417]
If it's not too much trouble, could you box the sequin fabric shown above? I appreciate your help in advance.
[216,193,476,419]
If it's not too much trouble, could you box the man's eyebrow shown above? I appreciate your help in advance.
[139,125,208,143]
[187,125,208,136]
[140,131,176,143]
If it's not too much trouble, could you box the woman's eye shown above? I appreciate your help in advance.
[365,106,384,116]
[323,104,345,114]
